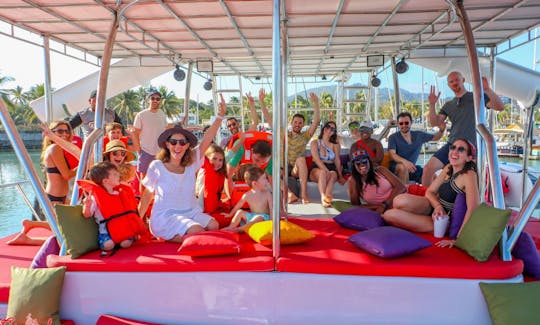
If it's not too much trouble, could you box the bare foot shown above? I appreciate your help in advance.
[288,193,299,204]
[6,232,47,246]
[301,197,311,204]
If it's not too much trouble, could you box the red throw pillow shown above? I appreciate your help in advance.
[407,184,427,196]
[178,231,240,257]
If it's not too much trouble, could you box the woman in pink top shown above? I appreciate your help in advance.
[347,150,406,213]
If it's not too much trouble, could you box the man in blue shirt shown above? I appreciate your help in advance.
[388,112,445,184]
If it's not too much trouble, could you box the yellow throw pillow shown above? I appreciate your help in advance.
[7,266,66,325]
[247,220,315,245]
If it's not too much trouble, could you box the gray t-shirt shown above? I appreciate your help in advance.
[440,91,489,144]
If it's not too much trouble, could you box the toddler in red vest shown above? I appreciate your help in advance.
[80,162,149,252]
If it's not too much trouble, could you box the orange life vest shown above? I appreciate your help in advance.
[77,180,151,244]
[227,131,272,167]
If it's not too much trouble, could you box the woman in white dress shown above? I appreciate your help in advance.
[138,95,227,242]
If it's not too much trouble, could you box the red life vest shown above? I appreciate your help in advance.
[227,131,272,168]
[104,136,130,148]
[355,140,376,159]
[64,136,82,169]
[77,180,151,244]
[198,157,229,213]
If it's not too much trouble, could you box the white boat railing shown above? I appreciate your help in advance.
[0,180,42,222]
[0,98,62,242]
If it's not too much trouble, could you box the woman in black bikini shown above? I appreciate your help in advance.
[382,138,479,247]
[41,121,78,204]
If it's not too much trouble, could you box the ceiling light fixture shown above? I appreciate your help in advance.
[371,75,381,87]
[395,58,409,74]
[173,64,186,81]
[203,79,213,91]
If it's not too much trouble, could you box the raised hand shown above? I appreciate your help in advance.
[219,93,227,116]
[428,86,440,106]
[259,88,267,104]
[246,92,255,107]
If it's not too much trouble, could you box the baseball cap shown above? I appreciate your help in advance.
[359,121,374,130]
[147,89,162,98]
[89,90,97,99]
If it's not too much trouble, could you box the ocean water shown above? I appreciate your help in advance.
[0,150,42,238]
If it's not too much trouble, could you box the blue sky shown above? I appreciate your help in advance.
[0,32,538,105]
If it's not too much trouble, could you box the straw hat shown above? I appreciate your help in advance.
[103,139,135,162]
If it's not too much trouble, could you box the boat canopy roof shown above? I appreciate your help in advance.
[1,0,540,78]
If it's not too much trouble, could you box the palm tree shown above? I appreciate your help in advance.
[0,74,14,98]
[157,85,182,121]
[320,92,334,121]
[110,89,141,124]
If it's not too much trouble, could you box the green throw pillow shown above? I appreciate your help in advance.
[455,203,510,262]
[7,266,66,325]
[55,204,99,259]
[480,282,540,325]
[330,200,353,212]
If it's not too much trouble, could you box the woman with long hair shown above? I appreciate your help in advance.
[383,138,479,247]
[347,149,406,214]
[138,95,227,242]
[309,121,345,207]
[41,120,78,204]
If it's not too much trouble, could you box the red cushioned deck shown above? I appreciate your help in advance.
[47,234,274,272]
[0,228,52,303]
[277,218,524,280]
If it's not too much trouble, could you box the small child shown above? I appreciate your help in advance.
[196,144,229,213]
[224,166,272,231]
[80,162,149,252]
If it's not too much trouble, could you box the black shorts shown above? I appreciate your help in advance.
[312,162,337,172]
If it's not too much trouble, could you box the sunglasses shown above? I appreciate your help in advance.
[354,158,369,166]
[399,121,410,126]
[52,129,70,134]
[349,125,359,130]
[449,145,467,153]
[111,151,127,157]
[168,138,189,146]
[327,126,336,132]
[227,122,237,128]
[150,97,161,101]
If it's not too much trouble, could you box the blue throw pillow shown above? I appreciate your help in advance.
[333,206,385,231]
[512,231,540,278]
[348,226,431,258]
[449,192,467,239]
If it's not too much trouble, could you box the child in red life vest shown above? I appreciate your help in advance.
[196,145,231,226]
[81,162,149,251]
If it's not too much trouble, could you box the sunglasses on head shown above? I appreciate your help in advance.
[150,97,161,101]
[52,129,70,134]
[449,144,467,153]
[349,125,359,130]
[354,158,369,166]
[111,151,126,157]
[399,121,410,126]
[227,122,237,128]
[168,138,189,146]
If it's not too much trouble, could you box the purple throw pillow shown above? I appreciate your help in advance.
[449,192,467,239]
[30,236,60,269]
[333,206,385,231]
[348,226,431,259]
[512,231,540,278]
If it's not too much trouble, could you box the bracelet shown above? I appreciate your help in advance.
[216,115,225,120]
